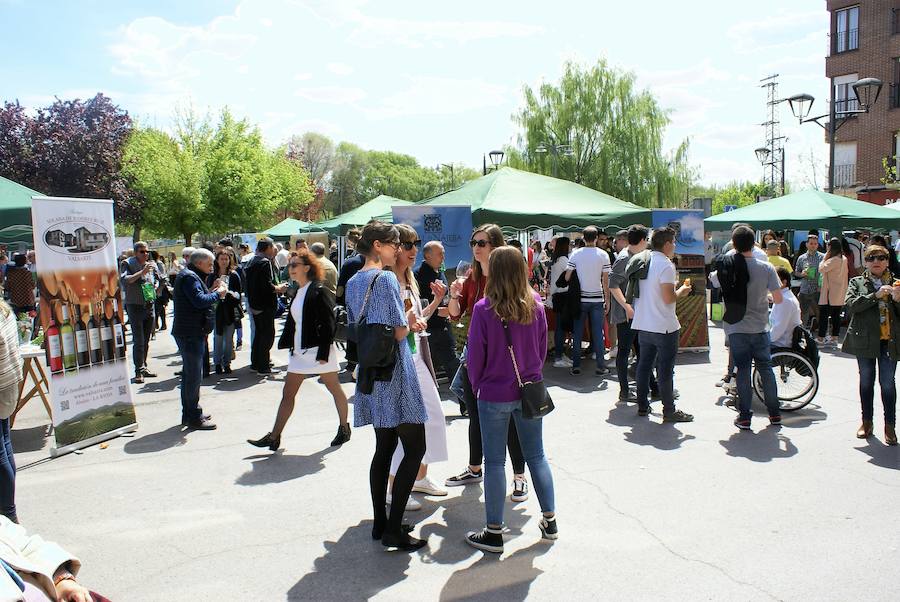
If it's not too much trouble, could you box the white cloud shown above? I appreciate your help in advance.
[728,10,827,55]
[694,124,762,150]
[295,86,366,104]
[293,72,313,81]
[366,77,510,119]
[697,157,760,185]
[327,62,354,76]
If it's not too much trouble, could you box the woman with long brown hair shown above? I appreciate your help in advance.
[248,250,350,450]
[445,224,529,506]
[212,249,242,374]
[465,246,557,553]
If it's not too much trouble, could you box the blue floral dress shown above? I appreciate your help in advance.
[346,268,427,428]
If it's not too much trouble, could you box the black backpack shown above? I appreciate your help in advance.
[791,325,820,370]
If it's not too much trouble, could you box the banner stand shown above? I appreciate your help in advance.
[50,423,138,458]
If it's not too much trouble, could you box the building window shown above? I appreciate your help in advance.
[834,141,857,188]
[892,58,900,109]
[893,8,900,35]
[834,73,860,115]
[835,5,859,53]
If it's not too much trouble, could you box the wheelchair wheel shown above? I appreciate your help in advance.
[752,350,818,412]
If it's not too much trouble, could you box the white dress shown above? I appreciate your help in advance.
[390,286,449,472]
[286,283,341,375]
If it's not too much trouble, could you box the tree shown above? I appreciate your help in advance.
[327,142,370,217]
[511,60,694,207]
[287,132,335,188]
[709,182,774,215]
[121,128,205,245]
[268,147,316,221]
[0,94,141,232]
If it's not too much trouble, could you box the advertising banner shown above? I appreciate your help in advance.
[391,205,473,269]
[31,196,138,456]
[652,209,709,351]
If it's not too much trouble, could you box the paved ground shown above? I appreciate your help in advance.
[10,314,899,601]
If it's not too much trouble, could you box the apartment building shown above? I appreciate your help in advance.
[826,1,900,194]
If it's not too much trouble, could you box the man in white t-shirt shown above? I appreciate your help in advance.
[631,227,693,422]
[565,226,611,376]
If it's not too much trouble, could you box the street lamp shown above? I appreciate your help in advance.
[483,150,505,175]
[754,146,785,197]
[533,140,573,178]
[788,77,883,193]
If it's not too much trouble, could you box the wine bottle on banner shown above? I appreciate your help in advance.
[87,302,103,364]
[99,302,115,362]
[46,302,63,373]
[73,304,90,368]
[111,298,126,360]
[59,304,77,373]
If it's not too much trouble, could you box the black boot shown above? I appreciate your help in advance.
[247,432,280,451]
[330,424,351,446]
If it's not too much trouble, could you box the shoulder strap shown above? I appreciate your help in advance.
[501,318,524,387]
[359,272,380,320]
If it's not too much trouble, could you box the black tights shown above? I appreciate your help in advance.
[818,304,842,338]
[371,424,426,536]
[464,394,526,474]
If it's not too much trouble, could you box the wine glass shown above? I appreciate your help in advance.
[418,298,431,337]
[455,260,472,283]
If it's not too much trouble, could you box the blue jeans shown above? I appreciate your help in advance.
[571,301,605,368]
[554,317,566,360]
[729,332,780,420]
[213,324,236,368]
[0,418,16,522]
[478,400,555,527]
[857,340,897,425]
[636,330,679,415]
[175,336,205,423]
[244,297,255,346]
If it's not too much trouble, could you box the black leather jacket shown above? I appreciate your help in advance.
[277,280,336,362]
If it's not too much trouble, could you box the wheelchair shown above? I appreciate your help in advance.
[751,347,819,412]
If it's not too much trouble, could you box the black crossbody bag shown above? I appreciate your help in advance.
[501,319,554,419]
[348,273,397,369]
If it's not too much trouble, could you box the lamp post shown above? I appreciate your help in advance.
[533,140,573,178]
[754,146,785,197]
[483,150,505,175]
[438,163,455,190]
[787,77,883,193]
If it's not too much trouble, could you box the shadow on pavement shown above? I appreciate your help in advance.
[854,441,900,470]
[138,376,181,394]
[780,406,827,429]
[719,428,798,462]
[236,447,337,485]
[438,541,549,602]
[123,425,189,454]
[286,521,416,601]
[673,351,712,366]
[10,424,50,453]
[606,403,695,450]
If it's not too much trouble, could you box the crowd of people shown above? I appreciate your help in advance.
[0,215,898,576]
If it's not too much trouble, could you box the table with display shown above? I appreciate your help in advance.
[10,346,52,428]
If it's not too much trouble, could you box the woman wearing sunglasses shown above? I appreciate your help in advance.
[346,221,429,551]
[445,224,529,505]
[383,224,450,511]
[842,245,900,445]
[248,249,351,451]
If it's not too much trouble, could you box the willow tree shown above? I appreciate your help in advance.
[512,59,694,207]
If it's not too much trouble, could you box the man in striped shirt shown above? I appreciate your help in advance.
[565,226,611,376]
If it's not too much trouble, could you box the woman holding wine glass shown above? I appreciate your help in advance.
[445,224,530,504]
[384,224,450,510]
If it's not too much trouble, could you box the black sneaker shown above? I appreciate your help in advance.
[539,516,558,541]
[663,410,694,423]
[734,417,752,430]
[637,406,651,417]
[618,391,638,404]
[186,418,217,430]
[595,365,609,376]
[768,414,782,426]
[445,468,483,487]
[570,367,581,375]
[465,527,504,554]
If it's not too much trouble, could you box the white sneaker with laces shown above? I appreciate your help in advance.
[385,494,421,511]
[510,477,529,502]
[552,357,573,368]
[412,476,448,496]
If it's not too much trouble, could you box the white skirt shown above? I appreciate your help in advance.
[390,342,449,473]
[287,343,341,375]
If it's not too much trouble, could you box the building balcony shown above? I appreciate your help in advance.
[891,83,900,110]
[893,8,900,35]
[831,28,859,54]
[834,163,857,188]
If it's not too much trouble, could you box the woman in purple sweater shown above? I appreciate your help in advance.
[465,247,557,554]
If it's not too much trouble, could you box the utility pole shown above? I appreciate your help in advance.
[760,74,786,196]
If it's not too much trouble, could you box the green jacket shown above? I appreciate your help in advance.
[841,275,900,359]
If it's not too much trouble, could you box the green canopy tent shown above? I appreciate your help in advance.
[262,217,312,241]
[305,195,413,236]
[0,176,41,246]
[705,189,900,232]
[376,168,651,229]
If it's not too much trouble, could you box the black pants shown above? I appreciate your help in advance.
[251,309,275,370]
[371,424,426,536]
[615,320,658,396]
[464,393,526,474]
[427,324,460,380]
[818,304,842,338]
[155,301,168,329]
[125,304,154,375]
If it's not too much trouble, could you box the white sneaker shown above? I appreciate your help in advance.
[552,357,573,368]
[608,346,618,359]
[386,494,421,511]
[412,476,448,496]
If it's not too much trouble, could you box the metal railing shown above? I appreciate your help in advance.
[833,164,857,188]
[833,28,859,54]
[835,96,860,115]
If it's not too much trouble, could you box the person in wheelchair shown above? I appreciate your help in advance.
[769,267,801,350]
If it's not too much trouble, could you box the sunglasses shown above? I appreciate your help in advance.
[400,240,422,250]
[288,261,306,268]
[470,239,490,248]
[865,255,889,262]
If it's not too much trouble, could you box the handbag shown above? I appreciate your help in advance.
[501,319,554,419]
[350,273,398,369]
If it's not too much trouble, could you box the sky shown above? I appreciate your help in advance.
[0,0,831,191]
